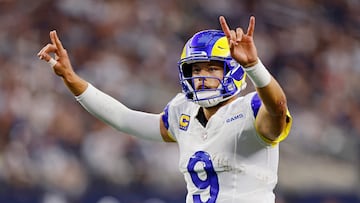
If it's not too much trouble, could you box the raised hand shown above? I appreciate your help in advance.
[219,16,258,68]
[37,30,74,77]
[37,30,87,96]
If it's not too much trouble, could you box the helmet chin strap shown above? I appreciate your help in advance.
[193,81,245,108]
[194,91,223,108]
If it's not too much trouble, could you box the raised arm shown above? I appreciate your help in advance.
[37,31,171,142]
[219,16,290,141]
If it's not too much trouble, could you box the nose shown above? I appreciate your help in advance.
[195,75,207,90]
[197,76,206,82]
[197,69,211,77]
[196,72,208,84]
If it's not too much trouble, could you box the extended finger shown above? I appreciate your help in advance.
[219,16,231,38]
[246,16,255,37]
[50,30,65,53]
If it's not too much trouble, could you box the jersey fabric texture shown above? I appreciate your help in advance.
[161,92,292,203]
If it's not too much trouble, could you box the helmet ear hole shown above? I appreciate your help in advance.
[182,63,193,78]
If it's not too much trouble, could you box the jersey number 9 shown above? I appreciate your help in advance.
[187,151,219,203]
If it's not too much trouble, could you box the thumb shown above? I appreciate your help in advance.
[38,53,58,68]
[38,52,52,62]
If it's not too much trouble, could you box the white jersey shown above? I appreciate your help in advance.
[161,92,292,203]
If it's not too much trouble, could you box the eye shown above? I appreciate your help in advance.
[208,67,216,71]
[208,66,221,72]
[192,66,201,74]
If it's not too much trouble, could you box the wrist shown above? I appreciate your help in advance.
[62,71,88,96]
[243,59,259,68]
[62,70,78,83]
[243,58,271,88]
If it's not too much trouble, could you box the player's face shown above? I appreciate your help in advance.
[191,61,224,90]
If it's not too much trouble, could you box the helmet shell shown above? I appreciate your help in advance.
[178,30,247,107]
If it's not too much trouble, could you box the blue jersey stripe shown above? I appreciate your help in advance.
[251,93,262,118]
[162,104,170,130]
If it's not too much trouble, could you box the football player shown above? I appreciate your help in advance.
[38,16,292,203]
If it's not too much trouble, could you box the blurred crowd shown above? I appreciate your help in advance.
[0,0,359,202]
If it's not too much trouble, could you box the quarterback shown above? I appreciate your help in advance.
[38,15,292,203]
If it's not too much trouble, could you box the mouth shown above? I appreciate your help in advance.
[196,85,214,91]
[195,83,207,89]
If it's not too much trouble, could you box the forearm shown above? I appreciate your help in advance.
[255,86,288,141]
[256,79,287,117]
[75,83,163,141]
[246,60,289,140]
[244,59,287,116]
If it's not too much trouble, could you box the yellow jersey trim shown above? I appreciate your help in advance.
[257,109,292,146]
[166,131,176,142]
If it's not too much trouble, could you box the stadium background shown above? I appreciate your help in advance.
[0,0,359,202]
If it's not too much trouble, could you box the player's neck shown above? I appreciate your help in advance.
[202,106,219,121]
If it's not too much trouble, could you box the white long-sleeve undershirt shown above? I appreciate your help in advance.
[75,83,163,141]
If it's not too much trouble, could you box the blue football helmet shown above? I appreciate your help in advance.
[178,30,247,107]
